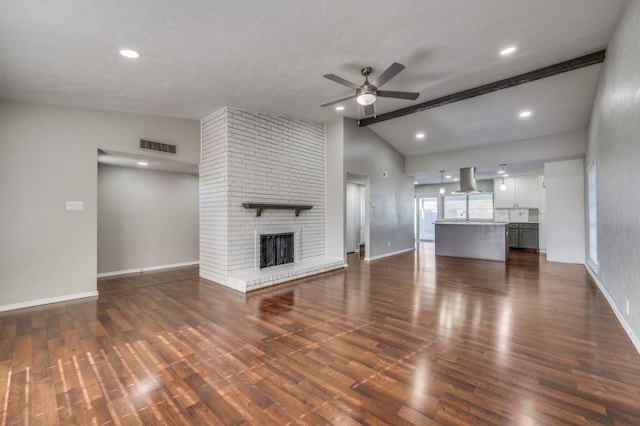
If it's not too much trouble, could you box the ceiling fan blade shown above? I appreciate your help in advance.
[364,104,375,117]
[371,62,405,88]
[323,73,360,90]
[377,90,420,100]
[320,94,356,108]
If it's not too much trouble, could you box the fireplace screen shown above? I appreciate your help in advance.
[260,233,294,269]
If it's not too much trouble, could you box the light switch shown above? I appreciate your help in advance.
[66,201,84,211]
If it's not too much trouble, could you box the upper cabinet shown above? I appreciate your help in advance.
[494,177,516,208]
[494,175,540,209]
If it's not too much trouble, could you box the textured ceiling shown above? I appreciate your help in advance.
[0,0,628,180]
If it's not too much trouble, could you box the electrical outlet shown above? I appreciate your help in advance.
[66,201,84,211]
[626,299,630,316]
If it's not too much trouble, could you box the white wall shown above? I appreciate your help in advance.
[325,120,345,260]
[0,100,200,310]
[97,164,198,274]
[199,108,229,284]
[544,159,585,263]
[406,130,587,176]
[343,119,414,260]
[586,0,640,348]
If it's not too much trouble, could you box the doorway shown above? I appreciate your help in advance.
[346,182,365,253]
[416,196,438,241]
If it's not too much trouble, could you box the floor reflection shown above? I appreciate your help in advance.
[1,242,638,424]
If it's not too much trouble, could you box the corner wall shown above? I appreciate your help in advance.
[0,100,200,311]
[343,119,414,260]
[586,0,640,349]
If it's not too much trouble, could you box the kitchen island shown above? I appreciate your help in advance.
[435,221,509,261]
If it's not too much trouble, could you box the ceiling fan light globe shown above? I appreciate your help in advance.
[357,93,376,105]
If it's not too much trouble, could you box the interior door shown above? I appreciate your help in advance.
[416,196,438,241]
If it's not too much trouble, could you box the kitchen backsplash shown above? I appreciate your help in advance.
[495,208,539,222]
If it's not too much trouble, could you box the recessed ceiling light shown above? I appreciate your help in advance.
[445,175,452,179]
[453,178,459,182]
[519,110,532,118]
[137,161,148,166]
[335,106,345,111]
[119,49,140,59]
[500,46,517,56]
[503,174,509,177]
[414,181,418,185]
[416,132,426,139]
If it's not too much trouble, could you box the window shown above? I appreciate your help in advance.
[443,195,467,219]
[588,162,598,269]
[443,193,494,220]
[468,193,494,219]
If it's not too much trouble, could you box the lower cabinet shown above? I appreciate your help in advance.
[509,223,539,250]
[508,225,519,247]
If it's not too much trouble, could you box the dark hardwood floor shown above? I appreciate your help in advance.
[1,243,640,425]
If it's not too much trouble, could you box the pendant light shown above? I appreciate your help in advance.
[499,164,507,191]
[439,170,445,194]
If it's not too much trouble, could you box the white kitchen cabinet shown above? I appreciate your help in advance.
[494,175,540,208]
[494,177,516,208]
[516,176,540,208]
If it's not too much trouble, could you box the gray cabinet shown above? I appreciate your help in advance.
[508,224,519,248]
[509,223,539,250]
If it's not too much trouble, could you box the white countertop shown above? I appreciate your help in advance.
[436,221,508,226]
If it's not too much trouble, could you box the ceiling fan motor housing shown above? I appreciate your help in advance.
[356,84,377,105]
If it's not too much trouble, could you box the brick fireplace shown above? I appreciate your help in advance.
[199,107,345,292]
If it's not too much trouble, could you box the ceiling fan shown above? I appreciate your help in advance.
[321,63,419,116]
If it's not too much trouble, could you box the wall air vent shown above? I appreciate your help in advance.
[140,139,177,154]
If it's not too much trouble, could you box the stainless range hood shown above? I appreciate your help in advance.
[454,167,481,193]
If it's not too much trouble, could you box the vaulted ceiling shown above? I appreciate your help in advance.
[0,0,628,182]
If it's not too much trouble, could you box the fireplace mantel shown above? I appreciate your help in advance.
[242,203,313,217]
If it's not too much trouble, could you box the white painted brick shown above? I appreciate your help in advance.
[200,107,328,291]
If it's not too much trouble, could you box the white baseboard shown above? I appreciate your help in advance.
[0,291,99,313]
[97,261,199,278]
[585,263,640,354]
[365,247,415,262]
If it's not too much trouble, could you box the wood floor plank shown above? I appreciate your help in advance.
[1,247,639,424]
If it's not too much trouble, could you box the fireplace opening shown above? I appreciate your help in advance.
[260,233,294,269]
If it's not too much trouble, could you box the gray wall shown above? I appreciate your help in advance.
[586,0,640,346]
[343,119,414,260]
[415,179,494,196]
[98,164,198,274]
[325,119,345,260]
[0,100,200,309]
